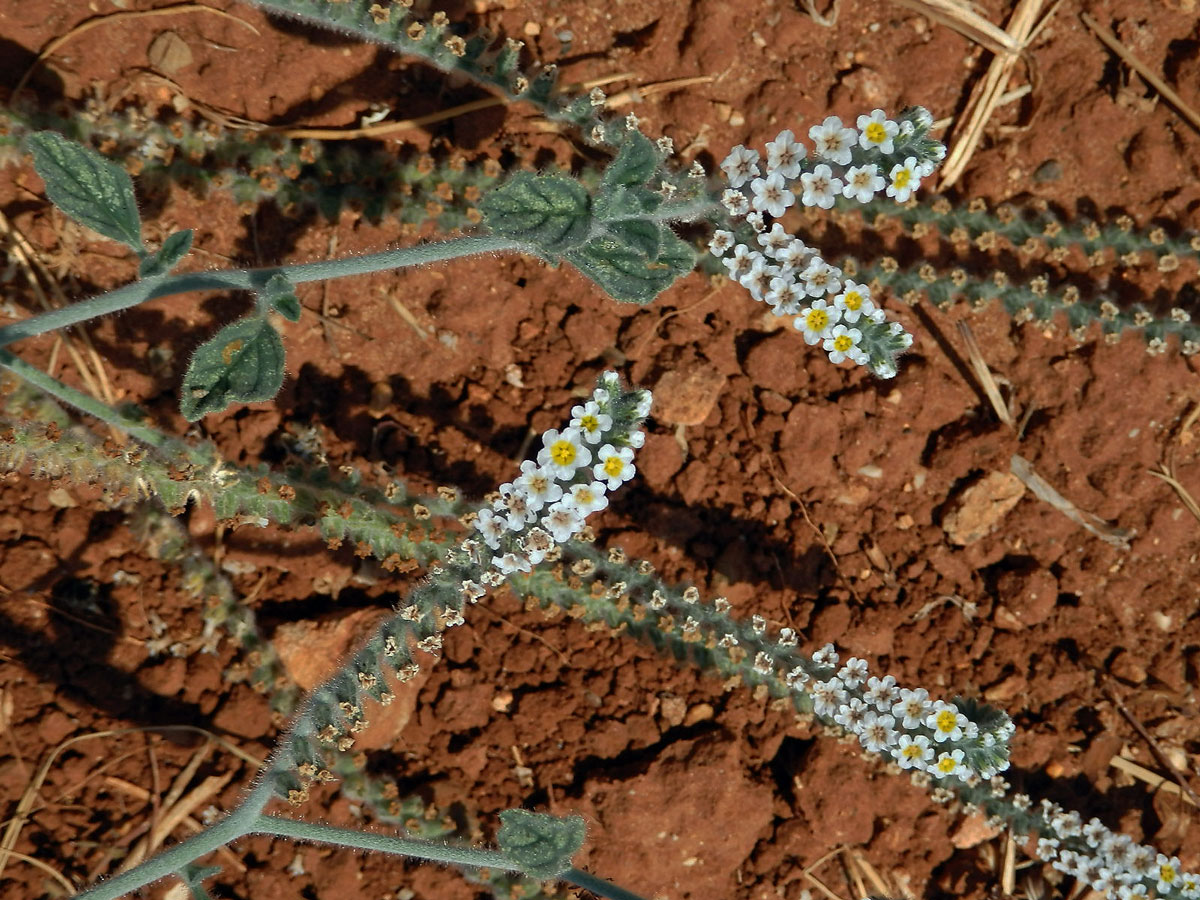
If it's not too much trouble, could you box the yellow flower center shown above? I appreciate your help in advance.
[844,290,862,311]
[894,170,911,190]
[833,335,853,353]
[580,414,600,433]
[937,756,957,774]
[577,487,596,505]
[935,709,958,733]
[865,122,887,144]
[805,309,829,332]
[603,457,624,477]
[550,440,576,466]
[1161,866,1177,883]
[902,744,923,759]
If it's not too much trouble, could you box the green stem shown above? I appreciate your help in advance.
[563,866,651,900]
[72,782,274,900]
[0,235,528,347]
[0,348,172,449]
[254,814,518,870]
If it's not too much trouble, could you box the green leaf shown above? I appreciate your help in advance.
[138,229,193,279]
[602,131,658,188]
[497,809,586,881]
[260,273,302,322]
[593,183,661,220]
[180,317,286,421]
[480,171,591,253]
[565,225,694,305]
[26,131,144,253]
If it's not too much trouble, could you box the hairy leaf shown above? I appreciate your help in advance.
[480,171,591,253]
[138,229,194,279]
[565,225,694,305]
[26,131,144,253]
[180,317,286,421]
[497,809,585,880]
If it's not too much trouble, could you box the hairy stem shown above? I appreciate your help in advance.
[254,814,517,869]
[0,235,529,347]
[0,349,171,449]
[563,866,652,900]
[72,782,275,900]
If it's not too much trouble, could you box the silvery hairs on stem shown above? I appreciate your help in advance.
[267,373,649,807]
[709,107,945,378]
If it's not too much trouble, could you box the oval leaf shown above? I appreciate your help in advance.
[564,225,694,305]
[26,131,144,253]
[480,171,591,254]
[260,273,302,322]
[497,809,585,880]
[180,317,286,421]
[138,229,194,279]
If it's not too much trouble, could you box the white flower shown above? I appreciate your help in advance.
[799,258,841,297]
[708,229,735,257]
[885,156,921,203]
[537,428,592,479]
[809,115,856,165]
[766,129,806,178]
[926,702,968,743]
[799,163,842,209]
[812,644,839,667]
[865,675,898,711]
[856,109,899,154]
[570,401,612,445]
[741,257,780,302]
[810,677,848,717]
[823,324,867,365]
[515,461,563,510]
[795,299,840,345]
[858,711,897,753]
[775,238,809,270]
[833,281,875,323]
[721,188,750,217]
[564,481,609,516]
[474,507,509,549]
[834,697,869,730]
[541,501,585,543]
[494,550,532,574]
[838,657,869,689]
[495,481,535,525]
[841,164,885,203]
[518,527,554,564]
[765,277,803,316]
[745,211,765,232]
[628,430,646,449]
[895,734,932,770]
[720,144,760,188]
[723,243,757,281]
[757,223,793,257]
[892,688,931,728]
[1157,856,1182,894]
[594,444,636,490]
[633,389,653,418]
[932,748,965,779]
[750,172,795,217]
[785,665,810,688]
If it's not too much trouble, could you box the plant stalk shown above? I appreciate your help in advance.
[0,235,530,348]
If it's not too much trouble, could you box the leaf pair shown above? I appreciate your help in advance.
[480,133,695,305]
[26,131,294,421]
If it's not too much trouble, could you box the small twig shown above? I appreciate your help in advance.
[1104,677,1200,809]
[956,321,1015,428]
[1081,13,1200,136]
[1009,454,1134,548]
[766,458,862,604]
[1148,464,1200,525]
